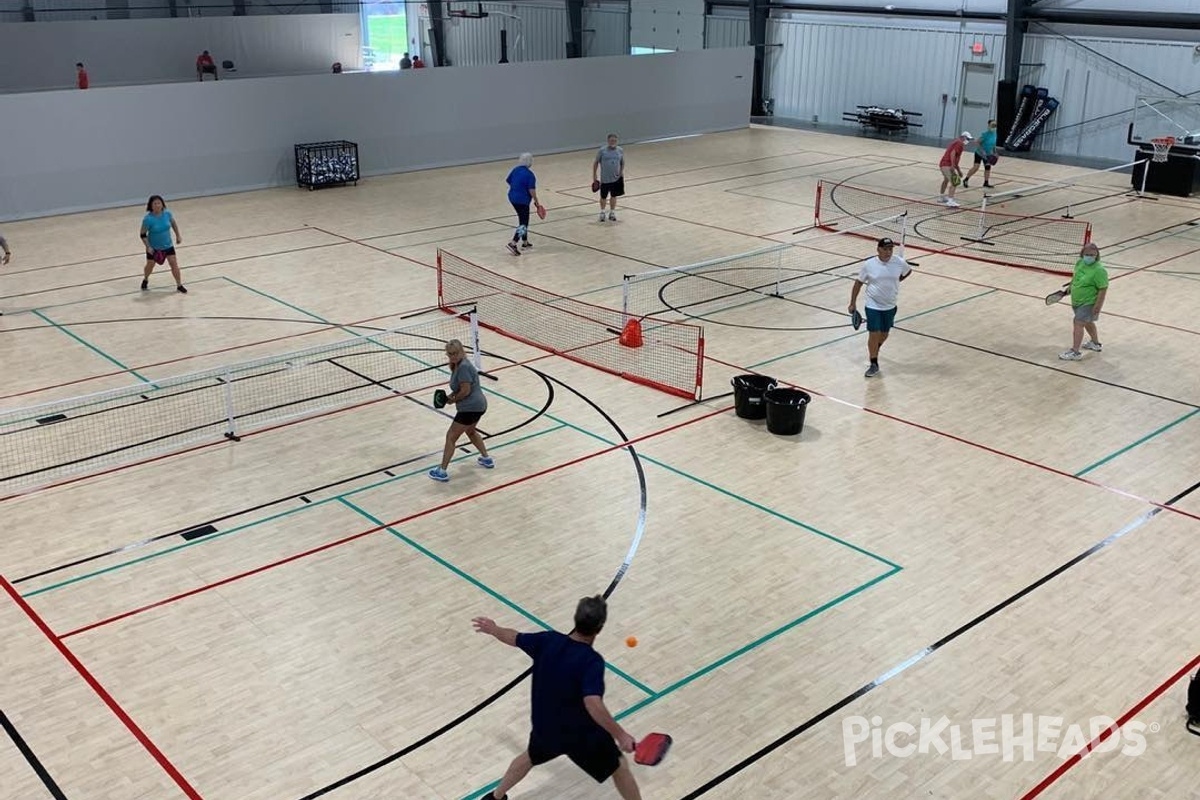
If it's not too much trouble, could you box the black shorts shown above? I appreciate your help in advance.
[973,152,992,166]
[146,246,176,259]
[453,410,484,426]
[528,732,620,783]
[599,178,624,199]
[199,64,217,74]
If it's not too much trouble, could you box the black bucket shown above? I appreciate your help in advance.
[731,374,776,420]
[764,387,811,435]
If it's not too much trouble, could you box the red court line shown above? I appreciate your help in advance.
[0,575,203,799]
[1017,652,1200,800]
[703,354,1200,525]
[56,404,733,638]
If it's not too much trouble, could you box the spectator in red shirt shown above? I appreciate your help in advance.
[412,55,426,68]
[196,51,219,81]
[75,62,89,90]
[937,131,972,207]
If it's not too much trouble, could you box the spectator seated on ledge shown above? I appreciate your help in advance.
[196,51,219,81]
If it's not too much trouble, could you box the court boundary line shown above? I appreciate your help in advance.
[1017,652,1200,800]
[0,575,203,799]
[0,708,67,799]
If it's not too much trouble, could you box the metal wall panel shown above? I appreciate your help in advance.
[1020,32,1200,161]
[767,15,1005,140]
[704,14,748,50]
[436,2,569,66]
[583,4,629,57]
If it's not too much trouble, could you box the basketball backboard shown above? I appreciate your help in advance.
[1129,95,1200,153]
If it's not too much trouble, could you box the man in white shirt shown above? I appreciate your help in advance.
[847,237,912,378]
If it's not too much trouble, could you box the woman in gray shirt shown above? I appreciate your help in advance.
[429,339,493,482]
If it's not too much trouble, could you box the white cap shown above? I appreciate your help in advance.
[961,131,973,140]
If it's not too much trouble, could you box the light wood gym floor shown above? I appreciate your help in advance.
[1,124,1199,800]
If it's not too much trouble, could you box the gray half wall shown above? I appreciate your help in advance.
[0,48,754,220]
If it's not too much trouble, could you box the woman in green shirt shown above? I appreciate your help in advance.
[1059,242,1108,361]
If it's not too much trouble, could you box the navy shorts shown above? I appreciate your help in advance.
[453,410,484,426]
[600,178,624,199]
[528,731,620,783]
[865,307,897,333]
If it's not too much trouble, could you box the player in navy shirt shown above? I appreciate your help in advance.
[473,595,643,799]
[504,153,545,257]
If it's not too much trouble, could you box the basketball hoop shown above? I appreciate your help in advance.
[1150,136,1176,163]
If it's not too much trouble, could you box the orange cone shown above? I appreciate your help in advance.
[619,318,643,348]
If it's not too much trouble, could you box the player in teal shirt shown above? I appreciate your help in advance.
[139,194,187,293]
[963,119,999,189]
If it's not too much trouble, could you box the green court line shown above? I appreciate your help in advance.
[750,288,997,369]
[219,276,334,324]
[22,425,566,598]
[29,275,230,315]
[616,565,901,718]
[31,309,152,384]
[1075,408,1200,477]
[457,564,901,800]
[339,498,657,697]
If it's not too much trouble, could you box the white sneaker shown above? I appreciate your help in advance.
[1082,340,1102,352]
[944,198,961,208]
[608,211,617,221]
[599,212,607,222]
[1059,349,1083,361]
[937,196,948,204]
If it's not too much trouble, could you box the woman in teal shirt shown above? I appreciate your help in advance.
[963,119,999,189]
[140,194,186,293]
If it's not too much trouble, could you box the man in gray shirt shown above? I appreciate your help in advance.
[399,52,412,69]
[592,134,625,222]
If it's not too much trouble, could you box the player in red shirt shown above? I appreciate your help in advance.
[938,131,972,207]
[196,50,219,81]
[75,62,89,90]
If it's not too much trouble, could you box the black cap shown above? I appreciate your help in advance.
[877,237,895,247]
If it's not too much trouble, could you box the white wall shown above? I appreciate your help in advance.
[767,15,1006,139]
[1038,0,1200,10]
[630,0,703,51]
[0,47,753,220]
[0,15,361,92]
[1021,32,1200,161]
[705,13,749,50]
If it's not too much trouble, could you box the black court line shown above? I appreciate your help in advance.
[1,226,313,278]
[0,241,348,303]
[680,475,1200,798]
[12,351,555,586]
[296,365,646,800]
[0,709,68,799]
[895,324,1199,409]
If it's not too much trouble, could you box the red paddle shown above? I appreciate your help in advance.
[634,732,672,766]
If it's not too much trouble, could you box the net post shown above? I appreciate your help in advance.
[773,248,782,297]
[899,212,908,259]
[621,277,631,323]
[436,249,445,309]
[814,180,823,227]
[469,309,482,371]
[1139,152,1150,197]
[222,369,240,442]
[977,195,988,241]
[1063,197,1073,220]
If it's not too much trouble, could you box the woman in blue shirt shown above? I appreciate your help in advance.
[963,119,999,189]
[505,153,544,257]
[140,195,186,293]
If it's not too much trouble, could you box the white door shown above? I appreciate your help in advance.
[958,63,996,138]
